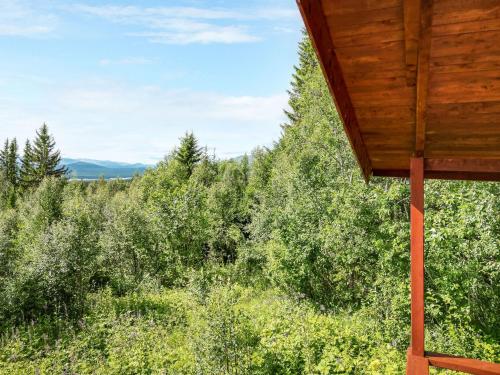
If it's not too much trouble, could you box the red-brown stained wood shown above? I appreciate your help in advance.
[426,353,500,375]
[322,0,401,16]
[299,3,500,373]
[415,0,433,154]
[373,168,500,181]
[426,150,500,160]
[333,29,404,49]
[425,158,500,173]
[430,47,500,75]
[351,88,415,106]
[432,17,500,36]
[428,70,500,104]
[329,10,403,39]
[431,30,500,58]
[404,0,421,68]
[407,348,430,375]
[297,0,372,181]
[327,6,402,30]
[298,0,500,181]
[410,157,425,357]
[433,0,500,26]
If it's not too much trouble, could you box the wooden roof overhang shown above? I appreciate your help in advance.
[298,1,500,374]
[297,0,500,182]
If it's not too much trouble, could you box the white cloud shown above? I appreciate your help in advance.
[70,5,297,22]
[68,3,297,44]
[70,5,238,21]
[129,27,259,45]
[0,0,56,37]
[0,80,289,163]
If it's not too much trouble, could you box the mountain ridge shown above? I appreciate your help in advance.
[61,158,153,180]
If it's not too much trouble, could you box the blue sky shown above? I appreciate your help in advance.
[0,0,302,163]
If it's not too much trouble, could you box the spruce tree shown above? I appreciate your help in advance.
[241,154,250,185]
[0,139,18,207]
[284,31,318,125]
[20,139,34,189]
[0,139,9,173]
[175,132,203,178]
[31,123,68,184]
[0,139,19,188]
[7,138,19,188]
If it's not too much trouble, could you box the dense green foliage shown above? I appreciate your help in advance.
[0,36,498,374]
[0,124,67,207]
[175,132,204,178]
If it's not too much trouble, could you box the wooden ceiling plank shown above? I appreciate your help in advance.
[299,0,500,182]
[327,6,402,29]
[431,50,500,74]
[429,70,500,104]
[431,30,500,58]
[329,12,403,38]
[322,0,401,16]
[415,0,434,155]
[297,0,372,181]
[333,30,404,49]
[428,101,500,115]
[433,0,500,26]
[432,17,500,37]
[431,61,500,74]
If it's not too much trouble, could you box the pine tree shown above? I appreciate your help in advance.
[31,123,68,185]
[20,139,34,189]
[175,132,203,178]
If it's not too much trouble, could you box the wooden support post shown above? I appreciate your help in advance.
[407,157,428,375]
[407,348,429,375]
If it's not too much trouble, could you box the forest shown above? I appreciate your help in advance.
[0,36,499,374]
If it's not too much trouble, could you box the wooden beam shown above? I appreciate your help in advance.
[415,0,434,155]
[297,0,373,182]
[373,158,500,181]
[410,157,425,358]
[404,0,421,86]
[374,169,500,182]
[425,158,500,173]
[427,352,500,375]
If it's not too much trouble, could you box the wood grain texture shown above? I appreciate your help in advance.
[322,0,401,16]
[404,0,421,67]
[297,0,373,181]
[407,348,430,375]
[426,158,500,173]
[415,0,433,154]
[410,157,425,357]
[373,168,500,181]
[426,352,500,375]
[299,0,500,181]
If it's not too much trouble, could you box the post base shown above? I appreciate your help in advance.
[407,348,429,375]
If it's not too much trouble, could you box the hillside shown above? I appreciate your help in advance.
[62,158,152,180]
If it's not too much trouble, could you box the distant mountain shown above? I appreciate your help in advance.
[231,154,254,164]
[60,158,153,180]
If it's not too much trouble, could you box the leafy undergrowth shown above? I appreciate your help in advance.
[1,286,498,375]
